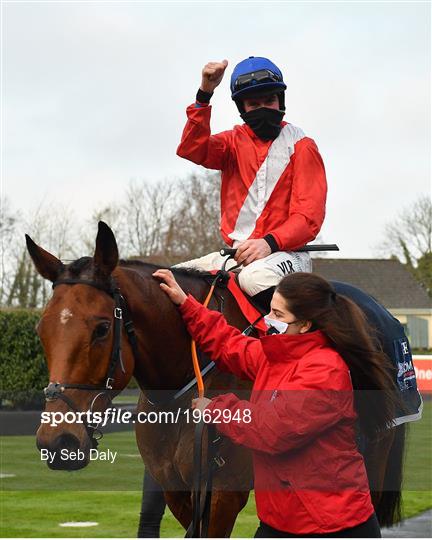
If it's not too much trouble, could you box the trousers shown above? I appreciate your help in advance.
[173,250,312,296]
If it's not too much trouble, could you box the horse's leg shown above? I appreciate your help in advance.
[137,469,167,538]
[207,490,250,538]
[163,490,193,531]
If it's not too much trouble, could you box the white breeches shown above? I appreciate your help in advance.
[173,251,312,296]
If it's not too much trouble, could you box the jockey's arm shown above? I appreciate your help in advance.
[176,91,231,170]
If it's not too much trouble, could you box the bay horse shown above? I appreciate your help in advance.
[26,221,404,536]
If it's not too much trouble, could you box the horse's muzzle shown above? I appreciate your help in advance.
[37,433,90,471]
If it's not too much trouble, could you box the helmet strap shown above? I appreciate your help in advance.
[278,92,286,112]
[235,99,245,114]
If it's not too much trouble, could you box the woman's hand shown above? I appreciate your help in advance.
[152,269,187,306]
[192,397,212,412]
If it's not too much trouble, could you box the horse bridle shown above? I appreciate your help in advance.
[44,278,140,446]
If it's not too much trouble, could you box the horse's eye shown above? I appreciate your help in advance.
[92,321,111,341]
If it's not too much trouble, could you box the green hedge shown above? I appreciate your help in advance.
[0,309,48,410]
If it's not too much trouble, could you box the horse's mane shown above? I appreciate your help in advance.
[60,256,214,284]
[119,259,214,280]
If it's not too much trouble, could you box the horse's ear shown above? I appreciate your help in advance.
[25,235,64,282]
[94,221,119,277]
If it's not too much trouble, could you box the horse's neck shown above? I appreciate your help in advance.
[115,265,209,393]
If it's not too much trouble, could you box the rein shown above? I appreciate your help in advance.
[186,260,240,538]
[191,263,237,399]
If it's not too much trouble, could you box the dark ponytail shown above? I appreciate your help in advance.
[276,273,399,438]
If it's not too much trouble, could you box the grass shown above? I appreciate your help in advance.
[1,402,431,537]
[402,399,432,492]
[396,397,432,520]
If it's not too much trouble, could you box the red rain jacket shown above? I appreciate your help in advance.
[177,103,327,251]
[179,295,375,535]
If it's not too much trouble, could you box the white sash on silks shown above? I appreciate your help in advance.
[228,124,305,245]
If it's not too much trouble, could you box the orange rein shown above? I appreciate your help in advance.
[191,283,217,399]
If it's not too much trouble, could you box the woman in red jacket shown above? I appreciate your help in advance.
[152,269,397,538]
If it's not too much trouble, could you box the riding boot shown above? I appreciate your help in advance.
[251,287,275,314]
[137,469,166,538]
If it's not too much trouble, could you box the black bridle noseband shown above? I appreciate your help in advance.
[44,278,140,446]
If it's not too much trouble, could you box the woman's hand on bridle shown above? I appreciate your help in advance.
[152,269,188,306]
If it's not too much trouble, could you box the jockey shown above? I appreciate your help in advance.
[176,56,327,303]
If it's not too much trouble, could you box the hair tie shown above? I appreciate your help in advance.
[330,291,337,302]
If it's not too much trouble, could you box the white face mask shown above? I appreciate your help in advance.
[264,316,289,335]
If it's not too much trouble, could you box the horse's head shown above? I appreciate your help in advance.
[26,222,135,470]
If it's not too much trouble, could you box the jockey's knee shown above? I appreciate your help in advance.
[238,251,312,296]
[238,264,277,297]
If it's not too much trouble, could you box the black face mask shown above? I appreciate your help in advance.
[240,107,285,141]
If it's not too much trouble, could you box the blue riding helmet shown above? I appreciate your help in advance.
[230,56,287,100]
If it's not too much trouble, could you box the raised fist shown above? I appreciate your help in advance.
[200,60,229,93]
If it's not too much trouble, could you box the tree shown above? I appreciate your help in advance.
[4,203,80,308]
[164,171,221,262]
[414,252,432,295]
[1,171,223,307]
[124,180,176,258]
[381,195,432,294]
[0,198,21,305]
